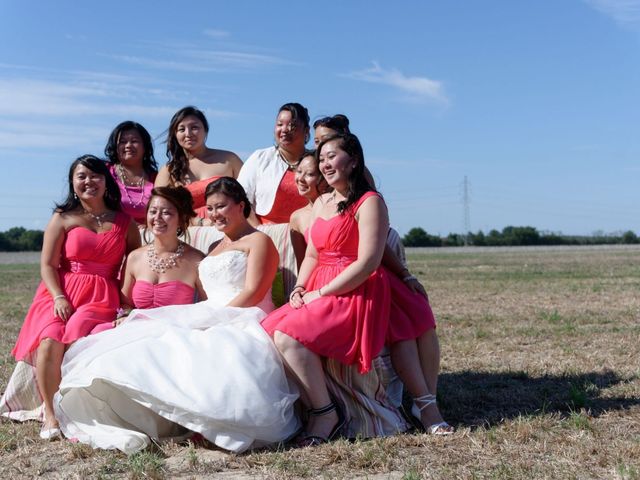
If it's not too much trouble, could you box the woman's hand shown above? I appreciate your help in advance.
[289,286,306,309]
[113,307,131,327]
[53,296,73,322]
[403,275,429,299]
[113,315,128,327]
[301,289,322,305]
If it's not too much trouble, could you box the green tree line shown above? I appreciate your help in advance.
[1,226,638,251]
[402,226,640,247]
[0,227,44,251]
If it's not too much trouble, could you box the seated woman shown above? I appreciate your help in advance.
[104,121,158,227]
[238,102,310,225]
[54,177,299,454]
[116,186,205,319]
[312,115,448,430]
[0,155,140,439]
[288,151,407,438]
[263,133,452,445]
[155,106,243,225]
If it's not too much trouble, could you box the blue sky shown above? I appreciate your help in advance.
[0,0,638,236]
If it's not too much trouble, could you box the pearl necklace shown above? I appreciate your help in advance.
[147,242,185,274]
[117,164,148,207]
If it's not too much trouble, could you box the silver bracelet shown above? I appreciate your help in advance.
[53,294,66,301]
[402,275,417,283]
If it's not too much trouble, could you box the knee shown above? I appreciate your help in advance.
[273,331,299,356]
[38,338,64,361]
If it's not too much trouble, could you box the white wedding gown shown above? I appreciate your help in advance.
[54,250,300,454]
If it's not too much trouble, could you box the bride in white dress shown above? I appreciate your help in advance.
[54,178,300,454]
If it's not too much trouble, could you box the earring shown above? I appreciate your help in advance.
[74,193,78,200]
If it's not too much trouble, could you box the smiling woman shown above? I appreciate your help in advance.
[155,106,243,225]
[104,121,158,226]
[116,186,205,323]
[0,155,140,440]
[237,102,310,226]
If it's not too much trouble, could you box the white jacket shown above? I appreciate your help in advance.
[237,146,288,216]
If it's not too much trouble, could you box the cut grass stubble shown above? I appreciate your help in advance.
[0,246,639,479]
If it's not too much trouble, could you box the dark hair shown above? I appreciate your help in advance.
[278,102,310,139]
[312,114,350,134]
[166,106,210,184]
[204,177,251,218]
[55,155,122,213]
[316,133,375,215]
[104,121,158,175]
[146,186,196,237]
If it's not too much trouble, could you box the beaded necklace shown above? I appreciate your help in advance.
[117,163,148,207]
[146,242,185,274]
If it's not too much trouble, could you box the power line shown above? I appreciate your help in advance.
[461,175,471,243]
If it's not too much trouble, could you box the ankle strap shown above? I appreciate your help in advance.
[414,394,437,411]
[308,402,336,416]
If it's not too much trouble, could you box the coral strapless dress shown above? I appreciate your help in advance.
[262,192,390,373]
[131,280,195,308]
[185,176,221,219]
[12,213,129,361]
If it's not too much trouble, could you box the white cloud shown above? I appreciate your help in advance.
[585,0,640,26]
[111,49,299,72]
[0,77,233,120]
[110,55,222,73]
[203,29,230,38]
[0,78,177,117]
[345,62,449,105]
[0,120,105,149]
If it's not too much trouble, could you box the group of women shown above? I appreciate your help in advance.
[0,102,452,453]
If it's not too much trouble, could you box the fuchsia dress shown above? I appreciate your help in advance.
[12,213,130,361]
[131,280,195,309]
[262,192,390,373]
[108,165,155,224]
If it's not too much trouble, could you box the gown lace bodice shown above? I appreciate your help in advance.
[199,250,274,312]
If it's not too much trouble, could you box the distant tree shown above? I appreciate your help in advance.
[18,229,44,250]
[468,230,486,246]
[621,230,639,244]
[0,233,10,251]
[402,227,441,247]
[5,227,26,242]
[0,227,45,251]
[501,226,540,246]
[486,229,503,246]
[443,233,464,247]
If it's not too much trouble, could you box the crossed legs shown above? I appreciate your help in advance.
[390,328,452,433]
[273,331,339,440]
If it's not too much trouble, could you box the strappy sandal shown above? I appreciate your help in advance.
[297,402,345,447]
[412,393,454,436]
[39,423,62,441]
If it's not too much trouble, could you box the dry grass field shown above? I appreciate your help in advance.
[1,246,639,479]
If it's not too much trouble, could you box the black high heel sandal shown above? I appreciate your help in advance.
[297,401,345,447]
